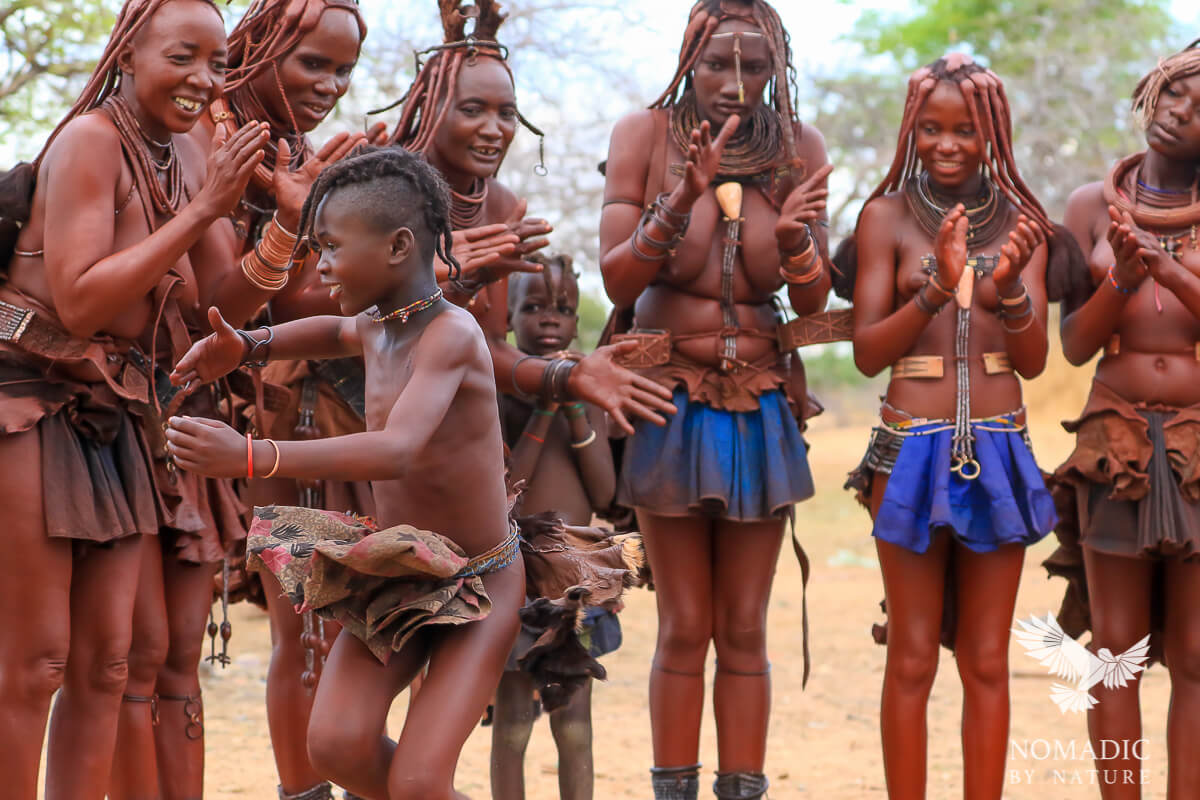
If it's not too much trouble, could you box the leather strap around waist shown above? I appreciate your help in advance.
[611,308,857,370]
[892,352,1013,380]
[0,294,148,403]
[1105,334,1200,361]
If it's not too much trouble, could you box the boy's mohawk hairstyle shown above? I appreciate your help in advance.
[294,145,464,285]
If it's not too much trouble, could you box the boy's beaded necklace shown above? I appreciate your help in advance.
[369,288,443,324]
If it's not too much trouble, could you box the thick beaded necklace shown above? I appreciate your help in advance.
[369,288,443,324]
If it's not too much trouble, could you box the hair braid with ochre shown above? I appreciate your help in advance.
[651,0,799,164]
[295,145,461,281]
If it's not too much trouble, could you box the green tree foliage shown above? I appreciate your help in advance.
[0,0,119,149]
[809,0,1175,235]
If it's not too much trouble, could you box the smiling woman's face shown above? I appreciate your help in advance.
[914,81,984,190]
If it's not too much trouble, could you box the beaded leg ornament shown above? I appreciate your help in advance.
[300,610,327,693]
[205,558,232,667]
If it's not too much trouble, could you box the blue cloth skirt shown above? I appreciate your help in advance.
[872,417,1057,553]
[617,388,814,521]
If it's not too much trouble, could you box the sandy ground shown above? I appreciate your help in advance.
[182,352,1173,799]
[36,349,1170,798]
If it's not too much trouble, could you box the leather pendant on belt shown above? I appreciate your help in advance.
[716,182,743,372]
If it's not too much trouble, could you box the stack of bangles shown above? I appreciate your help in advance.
[996,282,1035,333]
[630,192,691,262]
[512,354,577,405]
[913,273,956,315]
[779,226,823,286]
[246,433,281,479]
[241,212,300,291]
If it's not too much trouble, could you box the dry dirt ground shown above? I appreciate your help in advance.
[48,351,1175,798]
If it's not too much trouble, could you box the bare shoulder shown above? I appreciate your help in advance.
[859,191,906,229]
[421,303,489,363]
[793,121,829,169]
[485,178,519,218]
[42,111,122,174]
[1065,181,1106,221]
[610,108,658,146]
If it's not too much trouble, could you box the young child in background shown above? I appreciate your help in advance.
[491,254,622,800]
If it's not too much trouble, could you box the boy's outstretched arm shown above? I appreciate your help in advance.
[170,306,361,386]
[167,310,475,483]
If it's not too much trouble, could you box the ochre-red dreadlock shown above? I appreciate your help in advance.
[651,0,800,165]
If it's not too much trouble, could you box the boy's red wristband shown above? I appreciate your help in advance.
[246,432,254,479]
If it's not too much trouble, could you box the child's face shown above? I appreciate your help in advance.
[313,190,401,316]
[509,265,579,356]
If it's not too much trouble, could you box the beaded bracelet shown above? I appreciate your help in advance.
[1107,265,1136,295]
[565,402,587,419]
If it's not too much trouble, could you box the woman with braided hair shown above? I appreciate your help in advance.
[836,54,1064,798]
[108,3,373,799]
[1044,43,1200,798]
[601,1,831,797]
[388,0,676,434]
[0,0,268,796]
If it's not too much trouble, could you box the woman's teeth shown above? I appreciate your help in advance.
[173,97,202,112]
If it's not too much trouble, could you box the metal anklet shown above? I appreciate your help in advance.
[713,771,770,800]
[652,763,701,800]
[278,783,333,800]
